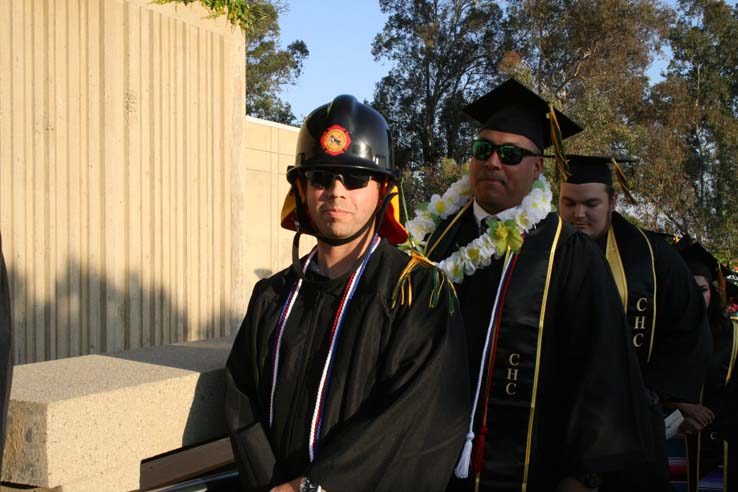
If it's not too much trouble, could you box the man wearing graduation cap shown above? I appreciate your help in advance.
[558,155,711,490]
[411,79,651,491]
[224,95,470,492]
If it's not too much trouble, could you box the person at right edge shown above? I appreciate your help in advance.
[416,79,653,492]
[673,238,737,491]
[558,155,712,491]
[0,234,13,473]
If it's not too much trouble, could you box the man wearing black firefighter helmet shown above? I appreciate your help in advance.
[225,95,470,492]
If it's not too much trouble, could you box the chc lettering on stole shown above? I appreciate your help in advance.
[632,297,648,348]
[505,353,520,396]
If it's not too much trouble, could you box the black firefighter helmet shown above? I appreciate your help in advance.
[280,95,408,244]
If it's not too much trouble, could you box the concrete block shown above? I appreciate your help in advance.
[1,335,235,490]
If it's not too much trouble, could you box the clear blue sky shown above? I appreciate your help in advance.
[278,0,737,124]
[278,2,391,122]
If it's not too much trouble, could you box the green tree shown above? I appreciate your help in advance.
[372,0,506,170]
[245,1,308,124]
[154,0,273,34]
[401,158,465,221]
[502,0,669,154]
[643,0,738,259]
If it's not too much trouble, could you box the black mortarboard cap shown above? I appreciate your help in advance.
[566,155,636,185]
[676,237,718,282]
[463,78,583,151]
[566,155,615,185]
[564,154,638,203]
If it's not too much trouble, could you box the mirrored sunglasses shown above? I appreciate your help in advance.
[471,139,542,165]
[304,169,376,190]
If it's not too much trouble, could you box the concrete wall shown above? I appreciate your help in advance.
[237,116,307,299]
[0,0,307,365]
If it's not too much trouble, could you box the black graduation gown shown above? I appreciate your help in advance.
[427,209,651,492]
[599,214,711,491]
[0,241,13,473]
[683,317,738,491]
[225,239,471,492]
[608,214,711,404]
[704,318,738,443]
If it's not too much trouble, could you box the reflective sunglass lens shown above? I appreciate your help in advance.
[341,173,372,189]
[472,141,493,160]
[306,170,373,190]
[497,145,524,165]
[471,140,530,165]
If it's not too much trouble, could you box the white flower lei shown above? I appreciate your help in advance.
[406,174,553,283]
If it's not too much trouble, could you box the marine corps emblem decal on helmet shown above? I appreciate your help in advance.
[320,125,351,156]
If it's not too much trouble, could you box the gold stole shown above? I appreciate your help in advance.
[604,217,657,364]
[606,224,628,312]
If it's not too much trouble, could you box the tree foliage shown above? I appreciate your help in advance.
[157,0,308,125]
[502,0,669,154]
[641,0,738,259]
[154,0,271,35]
[245,1,308,124]
[371,0,506,170]
[401,158,465,220]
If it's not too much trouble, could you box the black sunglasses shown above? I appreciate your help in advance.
[471,140,542,165]
[304,169,377,190]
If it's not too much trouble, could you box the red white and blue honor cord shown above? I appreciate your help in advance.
[268,249,316,427]
[268,235,382,462]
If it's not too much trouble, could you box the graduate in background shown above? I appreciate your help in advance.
[558,155,712,491]
[0,234,13,473]
[414,79,652,492]
[673,238,738,492]
[224,95,470,492]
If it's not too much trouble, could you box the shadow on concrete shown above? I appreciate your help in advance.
[1,258,289,487]
[5,257,244,365]
[4,257,246,484]
[254,268,272,280]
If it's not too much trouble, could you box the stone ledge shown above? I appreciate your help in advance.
[1,335,235,491]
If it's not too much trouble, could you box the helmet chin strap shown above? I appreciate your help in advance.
[291,192,396,280]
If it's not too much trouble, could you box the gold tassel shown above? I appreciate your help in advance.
[612,158,637,204]
[391,252,431,308]
[391,250,454,310]
[547,103,569,180]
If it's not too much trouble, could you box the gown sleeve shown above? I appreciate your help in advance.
[305,267,471,492]
[225,279,278,492]
[552,232,653,475]
[705,318,738,442]
[645,235,712,403]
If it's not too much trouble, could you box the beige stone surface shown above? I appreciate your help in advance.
[0,0,247,364]
[1,462,138,492]
[244,119,272,152]
[1,335,235,489]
